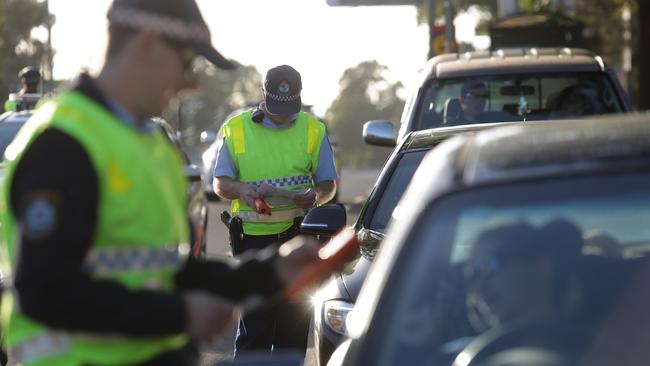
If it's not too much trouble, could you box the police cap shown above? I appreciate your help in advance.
[107,0,235,70]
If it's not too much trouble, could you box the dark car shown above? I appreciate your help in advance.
[363,47,631,147]
[152,117,209,259]
[323,113,650,366]
[0,110,30,366]
[310,122,518,366]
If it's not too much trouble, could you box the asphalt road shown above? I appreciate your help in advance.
[199,167,380,366]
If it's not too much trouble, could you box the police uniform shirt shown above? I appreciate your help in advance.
[213,107,338,182]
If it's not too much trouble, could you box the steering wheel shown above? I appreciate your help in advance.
[451,322,592,366]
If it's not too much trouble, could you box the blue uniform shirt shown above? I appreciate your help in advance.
[213,112,338,183]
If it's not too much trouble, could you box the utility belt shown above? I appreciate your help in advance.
[220,211,303,255]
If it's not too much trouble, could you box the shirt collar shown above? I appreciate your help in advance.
[259,102,298,129]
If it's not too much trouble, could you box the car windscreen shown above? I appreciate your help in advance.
[0,120,26,157]
[369,171,650,366]
[368,149,428,232]
[413,72,625,130]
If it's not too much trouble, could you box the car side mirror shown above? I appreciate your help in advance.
[200,130,217,144]
[183,164,202,182]
[300,203,347,237]
[363,120,396,147]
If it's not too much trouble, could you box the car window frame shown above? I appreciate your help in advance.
[358,169,650,366]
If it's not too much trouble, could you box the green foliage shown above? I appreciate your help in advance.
[325,61,404,168]
[0,0,50,109]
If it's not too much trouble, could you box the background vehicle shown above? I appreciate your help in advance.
[310,122,516,366]
[0,111,31,180]
[152,117,209,259]
[363,48,631,147]
[0,110,29,366]
[329,114,650,366]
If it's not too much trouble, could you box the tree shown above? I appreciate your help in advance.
[0,0,51,109]
[325,61,404,168]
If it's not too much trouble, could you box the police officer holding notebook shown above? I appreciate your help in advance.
[213,65,337,359]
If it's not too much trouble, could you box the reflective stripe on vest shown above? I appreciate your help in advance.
[237,208,305,223]
[11,331,71,364]
[245,175,312,189]
[83,244,190,276]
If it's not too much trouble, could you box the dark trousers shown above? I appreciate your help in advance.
[233,231,311,361]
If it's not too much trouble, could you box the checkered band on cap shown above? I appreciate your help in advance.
[108,7,211,43]
[265,91,301,103]
[246,175,312,188]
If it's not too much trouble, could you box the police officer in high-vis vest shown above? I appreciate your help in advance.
[0,1,325,365]
[213,65,338,359]
[4,66,42,112]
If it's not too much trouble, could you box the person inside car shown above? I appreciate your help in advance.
[549,84,599,119]
[443,80,489,125]
[464,219,583,332]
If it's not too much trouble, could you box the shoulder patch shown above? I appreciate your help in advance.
[23,195,59,240]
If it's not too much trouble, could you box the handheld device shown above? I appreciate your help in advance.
[239,227,360,314]
[254,198,272,215]
[282,227,359,300]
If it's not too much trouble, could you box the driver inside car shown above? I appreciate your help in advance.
[464,219,583,332]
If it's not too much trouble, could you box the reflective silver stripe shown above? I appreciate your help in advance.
[83,244,190,276]
[238,208,305,223]
[11,331,71,363]
[246,175,312,189]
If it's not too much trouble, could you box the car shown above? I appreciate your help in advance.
[309,121,519,366]
[151,117,209,259]
[0,110,30,366]
[363,47,632,147]
[323,113,650,366]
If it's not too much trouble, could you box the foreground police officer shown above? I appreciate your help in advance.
[4,66,42,112]
[213,65,337,359]
[0,1,323,365]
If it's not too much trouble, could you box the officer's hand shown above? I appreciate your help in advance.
[183,291,234,343]
[293,188,316,209]
[274,235,322,288]
[238,184,261,209]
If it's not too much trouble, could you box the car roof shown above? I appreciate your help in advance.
[0,111,32,124]
[402,122,517,151]
[421,48,606,81]
[398,114,650,217]
[462,114,650,185]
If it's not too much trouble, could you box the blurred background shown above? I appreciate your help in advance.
[0,0,647,169]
